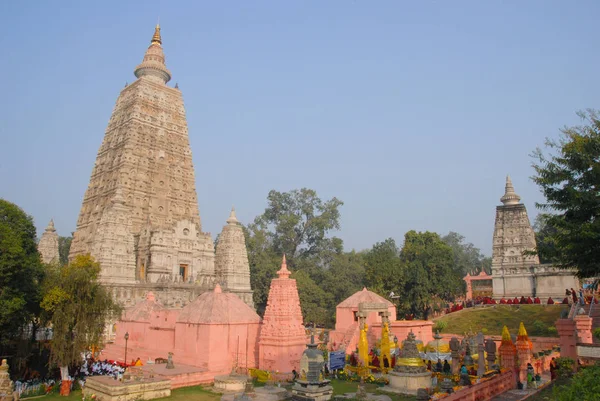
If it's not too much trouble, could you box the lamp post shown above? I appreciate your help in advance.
[124,332,129,374]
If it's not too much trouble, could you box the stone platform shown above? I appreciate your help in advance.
[291,380,333,401]
[386,371,432,395]
[140,363,213,389]
[214,374,249,393]
[220,385,288,401]
[83,376,171,401]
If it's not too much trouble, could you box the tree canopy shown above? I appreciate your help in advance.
[0,199,45,346]
[398,231,464,319]
[532,110,600,278]
[245,188,473,324]
[41,254,121,377]
[441,231,491,276]
[244,188,362,325]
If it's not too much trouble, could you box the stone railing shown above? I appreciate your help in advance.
[532,351,560,374]
[434,370,515,401]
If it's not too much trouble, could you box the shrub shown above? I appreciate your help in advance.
[531,320,547,335]
[593,327,600,341]
[547,326,558,336]
[553,363,600,400]
[555,357,575,379]
[433,321,448,333]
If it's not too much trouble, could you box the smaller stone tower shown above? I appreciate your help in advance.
[38,219,59,264]
[215,208,254,308]
[258,255,306,374]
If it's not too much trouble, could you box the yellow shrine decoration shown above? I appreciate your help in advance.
[380,322,391,370]
[359,323,369,367]
[516,322,533,350]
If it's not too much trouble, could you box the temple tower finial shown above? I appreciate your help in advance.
[500,175,521,205]
[134,24,172,84]
[226,206,238,225]
[152,24,162,45]
[46,219,56,232]
[277,254,291,279]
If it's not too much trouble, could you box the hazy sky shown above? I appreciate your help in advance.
[1,1,599,256]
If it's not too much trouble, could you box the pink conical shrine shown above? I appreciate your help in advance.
[258,255,306,374]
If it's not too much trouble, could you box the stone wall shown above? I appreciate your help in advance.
[439,370,515,401]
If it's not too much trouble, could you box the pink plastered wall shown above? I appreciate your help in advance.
[174,322,260,372]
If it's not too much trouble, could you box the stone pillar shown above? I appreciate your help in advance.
[450,337,460,375]
[485,339,497,370]
[574,315,593,344]
[477,342,486,377]
[556,318,578,372]
[516,343,531,382]
[380,311,390,326]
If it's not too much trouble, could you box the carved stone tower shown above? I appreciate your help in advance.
[69,25,215,289]
[215,208,254,308]
[258,255,306,373]
[38,219,59,264]
[491,176,540,298]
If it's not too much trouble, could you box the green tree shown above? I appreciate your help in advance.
[399,231,464,319]
[41,254,121,382]
[532,110,600,278]
[245,188,345,318]
[0,199,45,348]
[532,214,559,265]
[58,235,72,266]
[553,363,600,400]
[321,250,365,309]
[256,188,343,266]
[292,270,334,326]
[364,238,403,300]
[243,224,280,315]
[441,231,490,276]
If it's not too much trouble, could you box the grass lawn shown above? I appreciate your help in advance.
[433,305,567,337]
[28,386,221,401]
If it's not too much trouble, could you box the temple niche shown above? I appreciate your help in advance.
[38,219,59,264]
[65,25,253,312]
[491,176,579,299]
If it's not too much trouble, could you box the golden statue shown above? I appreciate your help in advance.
[359,322,369,368]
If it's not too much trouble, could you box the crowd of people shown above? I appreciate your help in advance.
[74,357,145,386]
[443,287,599,315]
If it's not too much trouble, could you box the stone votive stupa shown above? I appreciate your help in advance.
[291,331,333,401]
[0,360,14,401]
[387,332,431,395]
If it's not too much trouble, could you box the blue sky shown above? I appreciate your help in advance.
[1,1,599,256]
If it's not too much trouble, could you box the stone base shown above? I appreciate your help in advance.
[291,380,333,401]
[254,386,289,401]
[214,375,249,393]
[140,363,213,389]
[387,371,432,395]
[220,386,289,401]
[83,376,171,401]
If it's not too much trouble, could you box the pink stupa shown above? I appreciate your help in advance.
[258,255,306,374]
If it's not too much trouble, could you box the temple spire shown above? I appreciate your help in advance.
[226,206,238,225]
[277,254,291,279]
[46,219,56,232]
[500,175,521,205]
[152,24,162,45]
[134,24,172,84]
